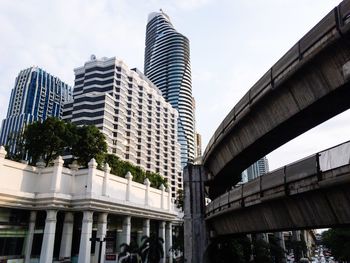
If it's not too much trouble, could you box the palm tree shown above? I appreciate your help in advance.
[139,234,164,263]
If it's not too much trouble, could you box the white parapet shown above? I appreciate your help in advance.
[0,155,177,220]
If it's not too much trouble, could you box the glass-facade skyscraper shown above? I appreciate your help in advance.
[144,10,195,167]
[0,67,72,153]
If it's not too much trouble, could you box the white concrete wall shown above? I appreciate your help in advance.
[0,151,174,213]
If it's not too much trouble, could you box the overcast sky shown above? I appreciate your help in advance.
[0,0,348,170]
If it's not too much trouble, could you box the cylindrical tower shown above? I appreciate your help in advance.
[144,11,195,167]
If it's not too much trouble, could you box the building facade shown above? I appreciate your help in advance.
[246,156,269,181]
[0,67,72,153]
[0,147,176,262]
[63,56,182,197]
[144,10,195,167]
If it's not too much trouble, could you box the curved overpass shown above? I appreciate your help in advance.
[202,0,350,198]
[205,140,350,234]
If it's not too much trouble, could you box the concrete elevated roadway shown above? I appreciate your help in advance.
[202,0,350,198]
[205,140,350,235]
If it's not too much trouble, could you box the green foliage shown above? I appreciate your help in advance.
[253,238,272,263]
[71,125,107,166]
[4,131,26,161]
[24,117,68,166]
[103,154,167,188]
[322,228,350,261]
[23,118,107,167]
[269,235,286,263]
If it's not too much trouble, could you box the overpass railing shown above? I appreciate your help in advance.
[203,0,350,164]
[206,140,350,218]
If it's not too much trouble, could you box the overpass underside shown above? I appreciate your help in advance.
[203,1,350,198]
[206,164,350,235]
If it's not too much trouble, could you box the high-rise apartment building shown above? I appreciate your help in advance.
[246,156,269,181]
[0,67,72,153]
[63,56,182,196]
[144,10,195,167]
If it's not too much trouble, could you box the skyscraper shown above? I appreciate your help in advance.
[246,156,269,181]
[0,67,72,153]
[144,10,195,167]
[63,56,182,196]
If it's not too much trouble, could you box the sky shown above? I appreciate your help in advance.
[0,0,349,170]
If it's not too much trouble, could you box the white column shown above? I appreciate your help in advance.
[24,211,37,263]
[78,211,93,263]
[160,184,165,209]
[144,178,150,206]
[137,230,143,246]
[50,156,64,193]
[116,230,123,253]
[142,218,150,237]
[59,212,74,259]
[39,210,57,263]
[166,222,173,263]
[102,163,111,196]
[93,213,108,263]
[122,216,131,244]
[87,159,97,194]
[159,221,166,263]
[125,172,133,201]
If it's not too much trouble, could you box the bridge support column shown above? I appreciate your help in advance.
[183,164,208,263]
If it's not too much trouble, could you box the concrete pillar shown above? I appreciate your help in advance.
[125,172,133,201]
[0,146,6,166]
[122,216,131,244]
[166,222,173,263]
[93,213,108,263]
[59,212,74,259]
[116,230,123,253]
[39,210,57,263]
[160,184,165,209]
[78,211,93,263]
[137,230,143,246]
[87,158,97,194]
[274,232,287,263]
[144,178,150,206]
[69,161,79,195]
[183,165,208,263]
[159,221,166,263]
[167,187,172,211]
[102,163,111,196]
[143,218,150,237]
[257,233,269,243]
[24,211,36,263]
[50,156,64,192]
[247,234,254,262]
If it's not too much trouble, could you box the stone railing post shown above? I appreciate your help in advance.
[167,187,172,211]
[69,161,79,195]
[144,178,150,206]
[160,184,165,209]
[125,171,133,201]
[0,146,6,166]
[102,163,111,196]
[50,156,64,193]
[87,158,97,195]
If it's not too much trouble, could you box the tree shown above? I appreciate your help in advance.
[24,117,68,166]
[5,131,26,161]
[139,234,164,263]
[322,228,350,261]
[71,125,107,167]
[175,189,184,210]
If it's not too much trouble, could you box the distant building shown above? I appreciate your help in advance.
[246,156,269,181]
[63,56,182,196]
[0,67,72,153]
[144,10,195,167]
